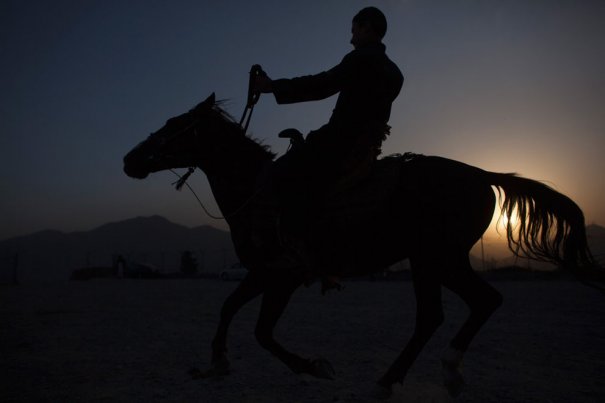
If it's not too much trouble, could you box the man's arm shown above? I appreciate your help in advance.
[255,55,351,104]
[271,68,342,104]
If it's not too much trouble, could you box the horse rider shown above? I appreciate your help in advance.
[254,7,404,281]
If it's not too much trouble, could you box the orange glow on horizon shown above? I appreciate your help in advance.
[470,195,522,266]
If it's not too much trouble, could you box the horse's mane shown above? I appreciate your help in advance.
[210,101,277,161]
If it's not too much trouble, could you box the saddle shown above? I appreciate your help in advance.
[321,154,407,219]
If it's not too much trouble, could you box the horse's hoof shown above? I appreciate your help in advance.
[188,366,230,379]
[189,356,231,379]
[212,355,230,373]
[442,367,465,398]
[309,358,335,380]
[370,383,393,400]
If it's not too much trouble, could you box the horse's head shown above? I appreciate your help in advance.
[124,93,228,179]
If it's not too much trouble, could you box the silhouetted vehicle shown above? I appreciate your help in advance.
[70,266,116,281]
[125,262,159,279]
[219,263,247,281]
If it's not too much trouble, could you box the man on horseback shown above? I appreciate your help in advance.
[255,7,403,277]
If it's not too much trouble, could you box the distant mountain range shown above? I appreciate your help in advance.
[0,216,237,283]
[0,216,603,284]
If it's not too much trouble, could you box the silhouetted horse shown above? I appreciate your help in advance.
[123,93,596,398]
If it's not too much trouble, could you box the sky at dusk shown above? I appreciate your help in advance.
[1,0,604,242]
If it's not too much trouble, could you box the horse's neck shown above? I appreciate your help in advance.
[200,141,271,222]
[205,170,257,218]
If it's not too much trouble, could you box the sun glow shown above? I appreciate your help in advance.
[499,209,520,232]
[470,198,523,266]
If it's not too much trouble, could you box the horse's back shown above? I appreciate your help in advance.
[314,154,496,273]
[397,154,496,249]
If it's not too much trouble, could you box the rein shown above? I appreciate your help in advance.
[170,168,266,221]
[170,168,224,219]
[171,64,268,220]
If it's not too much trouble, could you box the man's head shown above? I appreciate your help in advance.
[351,7,387,48]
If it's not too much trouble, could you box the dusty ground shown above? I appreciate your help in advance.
[2,278,604,402]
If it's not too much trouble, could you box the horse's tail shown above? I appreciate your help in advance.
[487,172,600,278]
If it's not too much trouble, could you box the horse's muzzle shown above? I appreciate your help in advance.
[123,154,150,179]
[123,165,149,179]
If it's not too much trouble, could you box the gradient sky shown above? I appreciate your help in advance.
[1,0,604,241]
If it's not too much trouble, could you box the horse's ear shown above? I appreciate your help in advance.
[191,93,216,114]
[204,93,216,106]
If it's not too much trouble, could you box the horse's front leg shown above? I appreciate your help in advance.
[193,271,264,378]
[255,274,336,380]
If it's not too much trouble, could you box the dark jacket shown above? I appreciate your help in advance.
[271,42,403,147]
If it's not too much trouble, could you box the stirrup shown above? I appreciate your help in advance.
[278,128,304,147]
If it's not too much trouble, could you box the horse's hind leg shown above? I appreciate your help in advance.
[440,255,503,396]
[443,255,502,352]
[377,258,444,394]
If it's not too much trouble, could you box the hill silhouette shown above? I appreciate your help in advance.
[0,216,236,283]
